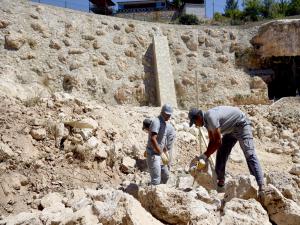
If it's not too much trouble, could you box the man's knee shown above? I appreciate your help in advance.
[161,166,169,184]
[240,138,255,159]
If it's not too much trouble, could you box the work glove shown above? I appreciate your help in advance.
[161,152,169,165]
[189,154,208,173]
[196,154,208,170]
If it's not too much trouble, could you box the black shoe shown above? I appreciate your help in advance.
[217,180,225,193]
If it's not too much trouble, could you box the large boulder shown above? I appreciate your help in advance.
[40,192,64,209]
[138,185,219,225]
[220,198,271,225]
[189,157,216,191]
[0,142,15,161]
[290,164,300,176]
[224,175,258,202]
[4,33,26,50]
[251,19,300,57]
[262,184,300,225]
[0,212,42,225]
[86,189,163,225]
[266,171,300,205]
[0,189,161,225]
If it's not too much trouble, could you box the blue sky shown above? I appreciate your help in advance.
[31,0,246,18]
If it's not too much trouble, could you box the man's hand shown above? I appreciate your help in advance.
[197,154,208,170]
[161,152,169,165]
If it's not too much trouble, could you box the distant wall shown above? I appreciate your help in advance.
[183,3,205,19]
[115,10,178,23]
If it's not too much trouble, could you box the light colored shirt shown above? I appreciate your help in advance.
[203,106,246,135]
[146,116,175,155]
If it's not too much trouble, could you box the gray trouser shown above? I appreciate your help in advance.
[146,154,169,185]
[215,123,264,187]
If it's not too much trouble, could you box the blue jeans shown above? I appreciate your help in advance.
[215,122,264,187]
[146,154,169,185]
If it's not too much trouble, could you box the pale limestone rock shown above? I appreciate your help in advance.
[270,147,283,154]
[250,76,267,89]
[30,128,46,140]
[49,39,61,50]
[290,164,300,176]
[0,142,15,161]
[218,55,229,63]
[139,185,219,225]
[266,171,300,205]
[40,206,73,225]
[224,175,258,202]
[203,50,211,57]
[61,206,100,225]
[65,189,87,208]
[0,212,42,225]
[0,20,10,29]
[86,189,163,225]
[5,33,25,50]
[220,198,271,225]
[120,156,136,174]
[82,34,95,41]
[69,61,82,71]
[198,35,205,45]
[190,156,216,191]
[64,118,98,130]
[176,175,194,190]
[5,172,29,190]
[205,38,214,47]
[68,48,85,54]
[40,192,64,209]
[125,24,135,33]
[113,35,126,45]
[281,129,294,140]
[93,40,100,49]
[95,146,108,159]
[86,136,99,149]
[80,128,93,141]
[263,184,300,225]
[251,19,300,57]
[124,48,137,57]
[194,187,221,208]
[186,39,198,51]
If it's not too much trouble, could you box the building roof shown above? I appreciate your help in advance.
[183,0,204,4]
[89,0,115,7]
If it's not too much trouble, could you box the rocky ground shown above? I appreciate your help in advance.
[0,0,299,224]
[0,92,299,224]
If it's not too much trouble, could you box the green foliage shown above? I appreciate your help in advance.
[178,14,200,25]
[226,9,243,19]
[213,12,225,21]
[287,0,300,15]
[278,0,290,16]
[261,0,285,18]
[243,0,263,21]
[172,0,183,8]
[225,0,239,13]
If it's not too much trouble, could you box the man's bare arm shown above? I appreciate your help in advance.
[204,128,222,158]
[151,133,162,154]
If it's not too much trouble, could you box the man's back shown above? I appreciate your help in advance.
[204,106,246,135]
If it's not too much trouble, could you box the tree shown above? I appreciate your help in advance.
[225,0,239,12]
[261,0,283,18]
[224,0,243,23]
[278,0,289,15]
[287,0,300,15]
[261,0,274,17]
[243,0,263,21]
